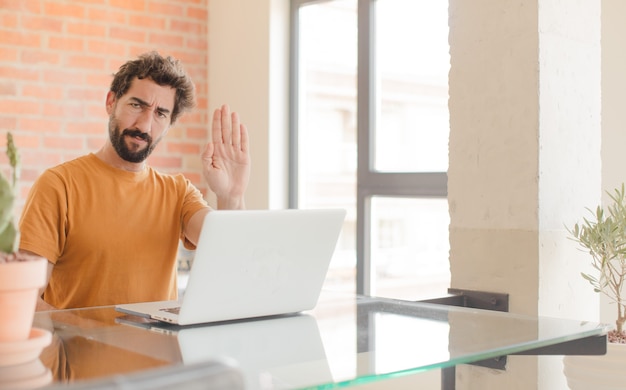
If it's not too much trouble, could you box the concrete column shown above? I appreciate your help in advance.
[448,1,601,388]
[208,0,289,210]
[601,0,626,326]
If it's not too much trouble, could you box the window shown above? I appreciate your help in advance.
[290,0,449,300]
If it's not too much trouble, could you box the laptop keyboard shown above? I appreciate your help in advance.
[159,307,181,315]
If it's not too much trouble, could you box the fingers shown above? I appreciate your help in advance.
[239,123,248,152]
[211,104,246,150]
[211,107,223,144]
[220,104,232,145]
[201,142,214,164]
[231,111,241,146]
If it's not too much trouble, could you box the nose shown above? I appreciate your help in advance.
[133,108,154,134]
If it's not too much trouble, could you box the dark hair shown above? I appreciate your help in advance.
[110,51,195,124]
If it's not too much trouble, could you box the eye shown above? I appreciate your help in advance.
[156,111,169,120]
[129,102,141,109]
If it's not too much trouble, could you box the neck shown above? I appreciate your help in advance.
[95,146,145,172]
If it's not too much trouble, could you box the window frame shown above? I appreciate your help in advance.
[289,0,448,295]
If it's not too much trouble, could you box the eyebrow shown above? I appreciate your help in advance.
[129,97,171,116]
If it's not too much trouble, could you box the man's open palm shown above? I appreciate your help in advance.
[202,104,250,206]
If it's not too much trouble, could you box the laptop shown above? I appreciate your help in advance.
[115,209,346,325]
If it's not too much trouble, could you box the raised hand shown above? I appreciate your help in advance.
[201,104,250,209]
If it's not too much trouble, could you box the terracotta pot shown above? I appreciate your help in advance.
[0,358,51,389]
[0,257,47,343]
[563,341,626,390]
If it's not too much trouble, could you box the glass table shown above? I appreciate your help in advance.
[17,291,607,389]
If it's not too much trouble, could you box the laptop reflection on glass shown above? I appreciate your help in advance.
[115,209,345,325]
[115,312,333,389]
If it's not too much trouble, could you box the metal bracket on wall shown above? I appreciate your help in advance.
[417,288,510,390]
[417,288,607,390]
[419,288,510,313]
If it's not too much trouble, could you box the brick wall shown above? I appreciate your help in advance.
[0,0,210,215]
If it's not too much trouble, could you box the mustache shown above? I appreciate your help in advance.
[122,129,152,143]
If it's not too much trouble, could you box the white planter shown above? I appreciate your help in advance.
[563,342,626,390]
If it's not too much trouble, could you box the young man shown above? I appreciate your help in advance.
[19,52,250,310]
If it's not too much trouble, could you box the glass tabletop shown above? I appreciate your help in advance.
[26,291,607,389]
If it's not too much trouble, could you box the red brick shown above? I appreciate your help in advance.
[181,172,201,184]
[22,84,64,100]
[0,30,42,47]
[0,0,21,11]
[21,150,64,167]
[109,0,145,11]
[61,150,85,162]
[21,15,64,32]
[0,99,39,115]
[43,69,84,84]
[167,141,201,154]
[187,37,207,51]
[66,121,105,135]
[11,134,41,149]
[0,66,39,81]
[85,104,108,119]
[187,6,208,20]
[44,136,84,149]
[67,86,106,101]
[0,13,19,28]
[86,39,128,55]
[170,19,205,35]
[21,50,61,65]
[66,55,107,71]
[186,126,209,139]
[73,0,108,5]
[0,82,16,96]
[86,71,115,86]
[19,118,62,133]
[126,47,164,61]
[184,111,204,124]
[148,33,184,48]
[86,136,104,150]
[48,36,85,51]
[67,21,106,37]
[147,2,184,16]
[109,27,147,43]
[195,97,208,111]
[0,117,17,131]
[128,15,166,29]
[86,8,127,24]
[43,1,85,18]
[0,47,19,62]
[42,102,85,118]
[20,169,39,183]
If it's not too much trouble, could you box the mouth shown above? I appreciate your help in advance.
[123,130,151,145]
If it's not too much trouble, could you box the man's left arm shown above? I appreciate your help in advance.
[184,104,250,245]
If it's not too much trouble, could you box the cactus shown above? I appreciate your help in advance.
[0,133,19,254]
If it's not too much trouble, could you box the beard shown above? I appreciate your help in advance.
[108,115,159,163]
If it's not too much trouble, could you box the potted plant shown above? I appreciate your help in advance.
[0,133,48,346]
[563,184,626,389]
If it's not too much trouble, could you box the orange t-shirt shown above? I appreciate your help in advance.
[19,153,208,309]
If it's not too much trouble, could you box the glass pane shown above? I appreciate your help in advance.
[374,0,450,172]
[298,1,358,293]
[370,196,450,300]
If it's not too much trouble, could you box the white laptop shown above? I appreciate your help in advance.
[115,209,346,325]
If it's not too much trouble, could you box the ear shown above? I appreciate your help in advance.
[105,91,116,115]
